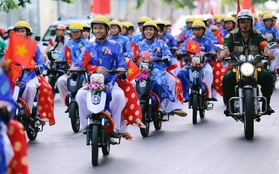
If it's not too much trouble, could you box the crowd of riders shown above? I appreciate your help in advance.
[0,9,279,173]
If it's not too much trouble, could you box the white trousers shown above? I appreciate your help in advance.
[159,72,183,113]
[202,63,213,98]
[172,58,181,75]
[270,48,279,72]
[57,74,68,104]
[22,76,39,111]
[75,85,127,133]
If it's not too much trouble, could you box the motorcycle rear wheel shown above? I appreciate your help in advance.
[244,89,254,140]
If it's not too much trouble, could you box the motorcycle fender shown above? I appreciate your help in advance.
[86,91,106,114]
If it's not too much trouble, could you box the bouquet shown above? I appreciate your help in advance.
[188,61,204,69]
[86,81,108,94]
[140,51,153,63]
[135,69,151,81]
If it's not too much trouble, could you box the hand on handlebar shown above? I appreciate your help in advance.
[96,66,108,74]
[0,101,9,109]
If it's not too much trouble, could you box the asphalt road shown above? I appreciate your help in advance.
[28,83,279,174]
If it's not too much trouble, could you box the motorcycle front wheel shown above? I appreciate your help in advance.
[101,133,110,156]
[91,125,99,166]
[140,103,150,137]
[244,89,254,140]
[69,102,80,133]
[153,111,162,130]
[192,93,198,124]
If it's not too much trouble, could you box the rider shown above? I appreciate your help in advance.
[221,16,236,38]
[108,20,133,60]
[81,22,91,41]
[131,16,150,44]
[165,21,172,33]
[44,24,70,54]
[138,20,187,117]
[120,21,132,40]
[217,10,275,115]
[176,20,216,102]
[57,21,89,105]
[177,17,194,44]
[74,15,135,140]
[259,13,279,42]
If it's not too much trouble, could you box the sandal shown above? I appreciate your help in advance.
[133,118,146,128]
[118,132,134,141]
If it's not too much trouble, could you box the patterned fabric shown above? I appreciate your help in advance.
[37,75,55,126]
[7,120,28,174]
[137,38,174,102]
[259,27,279,41]
[117,79,142,125]
[131,33,145,44]
[178,28,193,42]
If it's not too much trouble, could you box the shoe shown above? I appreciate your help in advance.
[110,131,120,138]
[133,118,146,128]
[118,132,134,141]
[65,108,69,113]
[171,109,187,117]
[35,115,46,125]
[209,98,218,102]
[266,106,275,115]
[183,99,189,103]
[224,108,230,116]
[83,130,87,134]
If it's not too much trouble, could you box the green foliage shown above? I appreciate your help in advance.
[0,0,76,13]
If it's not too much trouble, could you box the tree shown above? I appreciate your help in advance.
[0,0,76,13]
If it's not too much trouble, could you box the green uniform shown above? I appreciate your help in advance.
[222,28,274,111]
[0,41,6,60]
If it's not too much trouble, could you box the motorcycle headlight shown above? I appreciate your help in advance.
[240,62,254,77]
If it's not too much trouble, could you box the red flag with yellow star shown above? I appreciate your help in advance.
[64,46,73,64]
[5,31,36,68]
[82,50,92,68]
[9,63,23,81]
[130,42,140,61]
[186,39,200,54]
[127,59,141,82]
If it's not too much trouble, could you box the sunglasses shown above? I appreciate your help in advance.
[239,19,251,24]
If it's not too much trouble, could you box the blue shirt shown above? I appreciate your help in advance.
[137,38,172,70]
[108,34,133,60]
[59,38,89,63]
[131,33,145,44]
[259,27,279,41]
[75,39,126,86]
[178,28,193,41]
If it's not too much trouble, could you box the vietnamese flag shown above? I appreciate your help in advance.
[127,59,141,82]
[186,39,200,54]
[130,42,140,61]
[82,50,92,68]
[9,63,23,81]
[5,31,36,68]
[237,0,241,14]
[64,46,73,64]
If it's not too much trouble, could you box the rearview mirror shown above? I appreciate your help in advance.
[266,42,277,50]
[34,36,40,42]
[214,44,224,51]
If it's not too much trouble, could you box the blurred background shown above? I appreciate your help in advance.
[0,0,279,39]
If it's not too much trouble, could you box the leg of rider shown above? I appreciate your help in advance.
[177,69,190,100]
[109,86,126,133]
[258,69,274,113]
[222,70,237,113]
[75,86,90,128]
[22,76,39,111]
[57,74,68,104]
[202,63,213,99]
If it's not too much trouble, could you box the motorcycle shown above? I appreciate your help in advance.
[177,52,215,124]
[85,70,125,166]
[66,68,88,133]
[215,42,276,140]
[12,67,42,141]
[136,58,169,137]
[47,59,68,96]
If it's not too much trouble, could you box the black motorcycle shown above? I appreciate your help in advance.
[216,42,276,140]
[66,68,88,133]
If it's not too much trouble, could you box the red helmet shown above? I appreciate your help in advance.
[56,24,66,31]
[0,28,6,35]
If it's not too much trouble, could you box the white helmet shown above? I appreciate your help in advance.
[237,10,254,26]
